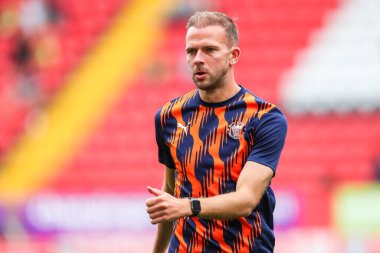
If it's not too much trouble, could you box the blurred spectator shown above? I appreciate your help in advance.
[32,27,60,70]
[11,0,61,99]
[10,30,40,106]
[0,2,18,37]
[18,0,61,67]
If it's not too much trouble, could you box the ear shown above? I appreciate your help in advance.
[229,47,241,65]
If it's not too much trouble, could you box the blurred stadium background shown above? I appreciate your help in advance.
[0,0,379,252]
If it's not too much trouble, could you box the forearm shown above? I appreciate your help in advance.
[194,163,272,220]
[152,221,173,253]
[197,190,257,220]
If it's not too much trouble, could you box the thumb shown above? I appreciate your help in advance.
[147,186,165,197]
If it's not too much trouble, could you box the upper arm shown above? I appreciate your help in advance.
[248,108,287,175]
[155,110,176,168]
[163,166,175,195]
[236,161,274,207]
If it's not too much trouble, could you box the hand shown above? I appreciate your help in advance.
[146,186,191,224]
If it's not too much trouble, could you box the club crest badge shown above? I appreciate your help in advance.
[228,121,245,139]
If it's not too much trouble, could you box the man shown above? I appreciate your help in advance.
[146,11,287,253]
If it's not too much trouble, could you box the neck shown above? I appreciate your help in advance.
[197,67,241,103]
[199,81,241,103]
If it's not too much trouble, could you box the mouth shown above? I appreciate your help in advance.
[194,71,207,79]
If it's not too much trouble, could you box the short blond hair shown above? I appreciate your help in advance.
[186,11,239,46]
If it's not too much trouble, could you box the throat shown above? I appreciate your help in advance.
[199,84,241,103]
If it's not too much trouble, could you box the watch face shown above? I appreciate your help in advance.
[191,199,201,212]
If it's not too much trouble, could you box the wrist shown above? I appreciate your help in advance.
[189,198,201,217]
[182,198,192,217]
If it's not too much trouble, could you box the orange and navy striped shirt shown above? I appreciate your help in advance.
[155,86,287,253]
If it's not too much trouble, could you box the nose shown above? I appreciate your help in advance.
[194,51,204,65]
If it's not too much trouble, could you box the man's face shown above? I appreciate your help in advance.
[185,25,233,91]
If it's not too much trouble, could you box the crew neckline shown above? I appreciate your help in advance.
[196,85,246,108]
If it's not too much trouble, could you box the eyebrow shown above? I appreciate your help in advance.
[186,45,219,51]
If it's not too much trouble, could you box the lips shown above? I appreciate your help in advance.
[194,71,207,79]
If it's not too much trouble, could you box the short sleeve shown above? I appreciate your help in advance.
[247,108,287,175]
[155,109,175,169]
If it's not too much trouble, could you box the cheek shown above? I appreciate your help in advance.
[213,54,228,64]
[214,57,228,69]
[187,61,193,70]
[186,60,194,73]
[186,57,193,66]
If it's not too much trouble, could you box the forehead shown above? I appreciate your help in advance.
[185,25,229,48]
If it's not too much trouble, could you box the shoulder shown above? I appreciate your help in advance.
[257,107,287,133]
[155,89,198,126]
[243,89,286,116]
[244,91,276,115]
[242,89,287,130]
[254,101,287,137]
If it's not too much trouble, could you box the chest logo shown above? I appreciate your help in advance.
[177,122,190,135]
[228,121,245,139]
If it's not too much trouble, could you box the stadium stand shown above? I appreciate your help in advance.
[281,0,380,113]
[0,0,123,158]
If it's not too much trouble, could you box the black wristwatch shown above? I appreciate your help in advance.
[190,198,201,217]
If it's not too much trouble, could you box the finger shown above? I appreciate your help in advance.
[149,211,164,220]
[151,218,159,225]
[151,216,166,225]
[145,197,160,207]
[151,215,174,225]
[146,203,165,214]
[148,186,166,196]
[148,206,175,223]
[147,186,165,197]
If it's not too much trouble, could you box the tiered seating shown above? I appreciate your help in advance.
[281,0,380,114]
[280,114,379,182]
[276,113,380,226]
[39,0,124,94]
[0,0,124,156]
[220,0,339,104]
